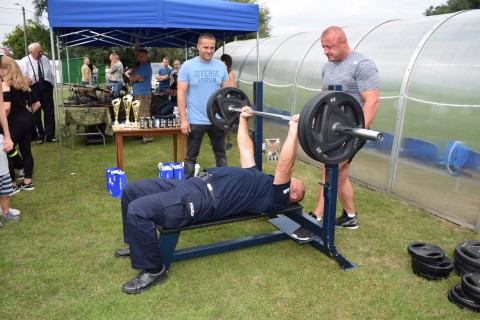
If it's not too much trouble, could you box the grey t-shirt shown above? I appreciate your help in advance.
[321,51,379,107]
[109,62,124,82]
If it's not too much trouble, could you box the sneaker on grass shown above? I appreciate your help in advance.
[11,185,21,195]
[9,208,20,216]
[18,182,34,191]
[0,221,3,228]
[3,211,21,222]
[335,210,359,229]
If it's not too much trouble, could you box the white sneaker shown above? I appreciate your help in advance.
[9,208,21,216]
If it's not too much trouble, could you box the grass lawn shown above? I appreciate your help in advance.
[0,131,479,319]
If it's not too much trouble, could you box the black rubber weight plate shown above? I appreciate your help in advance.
[454,253,480,274]
[407,242,445,263]
[454,240,480,269]
[411,256,453,279]
[462,273,480,301]
[448,285,480,312]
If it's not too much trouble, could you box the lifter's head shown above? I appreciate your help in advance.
[289,178,305,203]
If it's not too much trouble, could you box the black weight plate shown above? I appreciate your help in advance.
[462,273,480,301]
[454,240,480,269]
[407,242,445,263]
[298,94,320,160]
[411,256,453,278]
[448,285,480,312]
[454,260,473,276]
[453,253,480,274]
[412,268,446,281]
[207,87,250,132]
[298,91,365,164]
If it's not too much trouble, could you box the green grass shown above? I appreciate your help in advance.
[0,131,479,320]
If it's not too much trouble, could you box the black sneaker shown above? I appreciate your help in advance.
[19,182,35,191]
[335,210,359,229]
[36,137,44,144]
[292,226,315,241]
[225,142,233,151]
[11,185,21,195]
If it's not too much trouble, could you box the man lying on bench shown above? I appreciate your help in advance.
[115,106,305,294]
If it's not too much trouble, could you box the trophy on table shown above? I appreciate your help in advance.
[131,100,141,128]
[112,98,122,126]
[122,94,133,127]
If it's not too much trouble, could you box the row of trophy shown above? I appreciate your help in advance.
[111,94,141,128]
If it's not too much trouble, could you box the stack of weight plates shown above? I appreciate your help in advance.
[453,240,480,275]
[407,242,454,280]
[448,273,480,312]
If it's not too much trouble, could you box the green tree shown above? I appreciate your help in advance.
[3,20,50,59]
[231,0,272,38]
[424,0,480,15]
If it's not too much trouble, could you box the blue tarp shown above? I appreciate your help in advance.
[47,0,259,47]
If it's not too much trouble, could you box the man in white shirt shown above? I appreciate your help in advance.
[18,43,57,143]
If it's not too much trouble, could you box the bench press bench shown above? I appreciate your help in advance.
[156,203,303,271]
[156,199,357,272]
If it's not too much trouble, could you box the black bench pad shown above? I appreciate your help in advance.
[157,203,303,234]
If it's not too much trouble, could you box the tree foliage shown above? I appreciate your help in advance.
[3,20,50,59]
[424,0,480,15]
[231,0,272,39]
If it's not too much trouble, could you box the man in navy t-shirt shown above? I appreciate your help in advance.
[116,106,305,294]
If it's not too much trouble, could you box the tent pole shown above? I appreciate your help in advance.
[66,45,71,88]
[49,28,64,168]
[256,31,260,82]
[56,35,65,109]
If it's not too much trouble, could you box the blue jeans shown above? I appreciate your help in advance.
[110,80,123,94]
[184,124,227,179]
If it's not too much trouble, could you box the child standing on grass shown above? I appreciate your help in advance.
[0,50,19,227]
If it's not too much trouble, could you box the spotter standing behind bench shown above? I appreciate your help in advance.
[116,106,305,294]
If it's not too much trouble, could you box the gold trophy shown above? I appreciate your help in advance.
[112,98,121,126]
[131,100,141,128]
[122,94,133,127]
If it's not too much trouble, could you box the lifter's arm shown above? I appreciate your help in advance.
[273,115,299,185]
[237,107,256,168]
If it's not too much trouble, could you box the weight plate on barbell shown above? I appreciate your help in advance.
[298,91,365,164]
[207,87,250,132]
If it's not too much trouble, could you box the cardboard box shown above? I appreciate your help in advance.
[172,163,184,180]
[158,162,174,179]
[106,167,126,198]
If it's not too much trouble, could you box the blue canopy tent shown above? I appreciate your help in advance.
[46,0,260,167]
[47,0,259,47]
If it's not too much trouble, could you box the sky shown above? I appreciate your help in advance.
[0,0,448,47]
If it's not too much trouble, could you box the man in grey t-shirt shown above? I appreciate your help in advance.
[310,26,380,229]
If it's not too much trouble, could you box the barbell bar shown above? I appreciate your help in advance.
[228,106,383,143]
[207,87,385,164]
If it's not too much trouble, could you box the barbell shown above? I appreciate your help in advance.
[206,87,384,164]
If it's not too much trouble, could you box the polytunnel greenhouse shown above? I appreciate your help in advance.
[214,10,480,230]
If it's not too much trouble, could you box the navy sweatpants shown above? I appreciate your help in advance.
[121,178,214,270]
